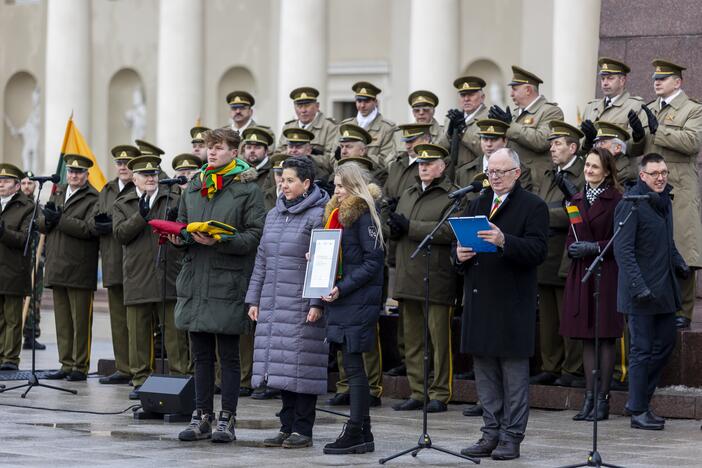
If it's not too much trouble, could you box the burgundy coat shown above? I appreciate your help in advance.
[560,186,624,339]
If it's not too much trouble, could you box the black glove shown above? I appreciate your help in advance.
[165,206,179,222]
[633,288,655,305]
[93,213,113,235]
[43,201,62,225]
[641,104,659,135]
[333,145,341,161]
[310,146,323,156]
[554,172,579,201]
[138,193,151,220]
[446,109,466,138]
[388,212,409,235]
[384,197,399,213]
[627,110,646,142]
[488,105,512,124]
[675,264,691,280]
[580,119,597,151]
[567,241,600,259]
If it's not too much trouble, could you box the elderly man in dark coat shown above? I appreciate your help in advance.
[614,153,688,431]
[455,148,549,461]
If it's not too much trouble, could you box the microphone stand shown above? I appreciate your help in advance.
[558,202,639,468]
[379,195,479,465]
[1,179,78,397]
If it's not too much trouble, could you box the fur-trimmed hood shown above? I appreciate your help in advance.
[323,183,382,227]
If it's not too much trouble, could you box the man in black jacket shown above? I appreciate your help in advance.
[613,153,688,431]
[455,148,548,460]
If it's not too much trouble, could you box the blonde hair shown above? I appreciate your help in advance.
[335,163,385,248]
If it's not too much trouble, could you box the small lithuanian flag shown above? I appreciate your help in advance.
[567,204,583,225]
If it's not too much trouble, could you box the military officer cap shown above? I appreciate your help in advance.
[226,90,255,108]
[598,57,631,75]
[190,126,210,144]
[453,76,486,93]
[548,120,585,140]
[111,144,140,161]
[338,124,372,145]
[128,155,161,174]
[594,121,630,142]
[270,153,289,171]
[172,153,201,171]
[64,153,93,171]
[396,123,432,142]
[414,143,449,162]
[338,156,374,171]
[476,119,510,139]
[24,170,34,180]
[242,126,274,147]
[289,87,319,104]
[408,90,439,108]
[352,81,381,100]
[135,139,165,156]
[509,65,543,87]
[283,128,315,145]
[652,59,686,79]
[0,163,24,180]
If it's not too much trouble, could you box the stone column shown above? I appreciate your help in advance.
[276,0,327,131]
[408,0,459,121]
[552,0,601,123]
[44,0,91,174]
[156,0,203,170]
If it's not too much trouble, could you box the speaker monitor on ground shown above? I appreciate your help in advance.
[138,375,195,416]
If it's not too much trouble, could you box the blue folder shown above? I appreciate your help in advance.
[447,216,497,253]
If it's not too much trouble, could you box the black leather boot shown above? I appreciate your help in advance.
[362,417,374,452]
[323,421,366,455]
[573,391,594,421]
[586,392,610,421]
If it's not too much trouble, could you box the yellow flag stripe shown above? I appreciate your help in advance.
[60,117,107,191]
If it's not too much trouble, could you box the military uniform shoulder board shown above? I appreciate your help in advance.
[326,117,337,124]
[382,118,396,126]
[284,119,296,125]
[258,124,271,129]
[340,117,355,123]
[646,99,657,106]
[629,95,644,102]
[545,101,559,106]
[587,98,599,104]
[689,98,702,105]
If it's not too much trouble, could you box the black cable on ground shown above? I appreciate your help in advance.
[0,401,142,415]
[315,406,349,418]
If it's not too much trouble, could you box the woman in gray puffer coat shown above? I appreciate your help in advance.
[245,156,329,449]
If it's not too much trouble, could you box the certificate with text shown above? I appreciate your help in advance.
[303,229,342,298]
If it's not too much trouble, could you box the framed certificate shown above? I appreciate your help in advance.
[303,229,342,298]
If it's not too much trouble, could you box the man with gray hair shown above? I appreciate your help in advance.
[593,121,637,186]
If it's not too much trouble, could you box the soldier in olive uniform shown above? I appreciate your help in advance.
[630,60,702,329]
[389,144,460,413]
[531,121,585,387]
[190,127,210,163]
[172,153,202,190]
[488,66,565,191]
[241,126,275,193]
[91,145,138,384]
[42,154,99,381]
[336,123,386,185]
[0,164,33,370]
[406,90,449,150]
[340,81,396,169]
[278,87,338,165]
[593,122,637,186]
[113,156,191,400]
[263,153,288,211]
[445,76,489,170]
[282,128,333,186]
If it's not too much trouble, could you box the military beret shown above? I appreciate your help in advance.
[338,124,372,145]
[283,128,315,144]
[396,123,432,142]
[352,81,381,99]
[289,87,319,103]
[111,145,140,161]
[408,90,439,108]
[172,153,202,171]
[0,163,24,180]
[548,120,585,140]
[476,118,510,138]
[509,65,543,87]
[128,155,161,173]
[652,59,685,79]
[453,76,486,93]
[594,121,630,142]
[190,126,210,144]
[598,57,630,75]
[135,139,165,156]
[242,127,275,147]
[63,154,93,171]
[226,90,255,107]
[414,143,448,161]
[338,156,374,171]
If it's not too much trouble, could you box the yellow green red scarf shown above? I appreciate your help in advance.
[200,158,249,199]
[325,207,343,279]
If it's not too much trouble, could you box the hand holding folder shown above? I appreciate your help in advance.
[448,216,498,253]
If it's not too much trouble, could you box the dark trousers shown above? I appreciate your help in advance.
[190,332,240,414]
[626,313,676,413]
[473,355,529,443]
[280,390,317,437]
[342,343,369,425]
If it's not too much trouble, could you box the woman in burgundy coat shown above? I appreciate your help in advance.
[560,147,623,422]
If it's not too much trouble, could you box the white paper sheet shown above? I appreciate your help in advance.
[309,239,335,288]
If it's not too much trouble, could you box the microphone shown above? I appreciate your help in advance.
[448,181,483,200]
[623,192,660,202]
[159,176,188,186]
[29,174,60,184]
